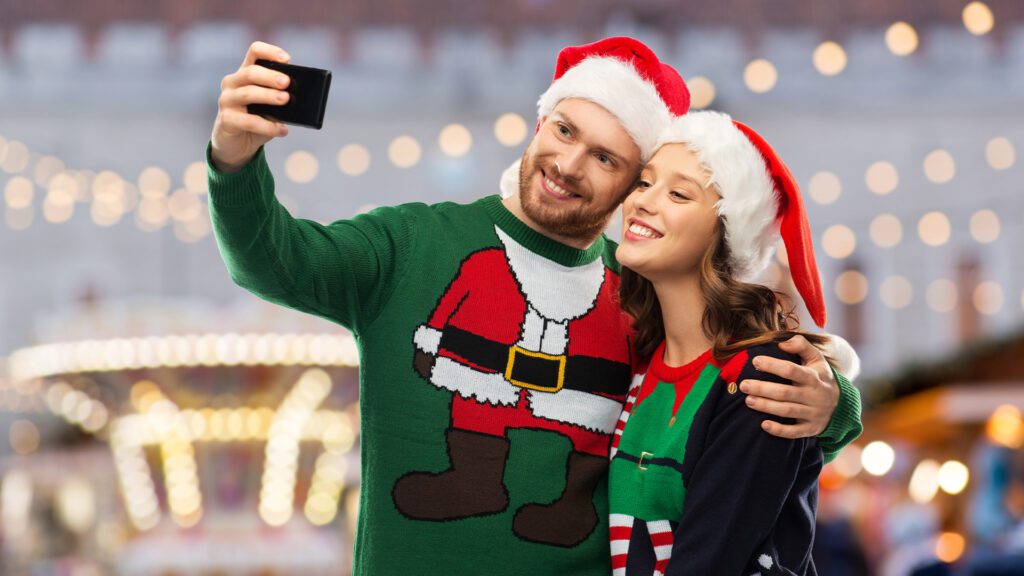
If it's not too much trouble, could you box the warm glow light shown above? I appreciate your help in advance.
[830,444,863,478]
[337,144,371,176]
[918,212,951,246]
[438,124,473,157]
[865,161,898,195]
[869,214,902,248]
[183,162,207,194]
[9,419,41,454]
[908,459,941,504]
[744,59,778,93]
[938,460,970,495]
[813,41,847,76]
[284,150,319,183]
[861,441,895,476]
[688,76,716,109]
[985,137,1015,170]
[974,282,1003,315]
[388,136,422,168]
[970,209,1000,243]
[986,405,1024,449]
[935,532,966,563]
[822,225,856,259]
[835,270,869,305]
[886,22,919,56]
[1,140,30,174]
[923,150,955,184]
[880,275,913,310]
[4,176,34,209]
[33,156,65,187]
[808,171,841,205]
[138,167,171,197]
[494,113,528,147]
[963,2,995,36]
[927,279,958,313]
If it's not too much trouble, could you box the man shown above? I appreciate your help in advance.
[208,36,862,575]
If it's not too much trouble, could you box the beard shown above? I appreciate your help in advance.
[517,149,625,242]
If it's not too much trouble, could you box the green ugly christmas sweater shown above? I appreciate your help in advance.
[206,145,863,576]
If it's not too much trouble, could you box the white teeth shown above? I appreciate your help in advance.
[628,223,661,239]
[544,176,571,197]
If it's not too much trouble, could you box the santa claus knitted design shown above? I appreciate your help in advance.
[394,223,633,547]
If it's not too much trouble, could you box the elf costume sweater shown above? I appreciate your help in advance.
[609,342,823,575]
[206,146,862,576]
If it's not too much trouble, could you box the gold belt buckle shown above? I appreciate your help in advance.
[504,346,567,393]
[638,451,653,471]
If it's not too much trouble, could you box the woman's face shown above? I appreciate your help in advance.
[615,143,722,281]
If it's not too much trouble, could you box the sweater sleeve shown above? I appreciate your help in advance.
[206,144,417,332]
[817,368,863,464]
[666,346,816,576]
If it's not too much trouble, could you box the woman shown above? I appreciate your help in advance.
[608,111,847,575]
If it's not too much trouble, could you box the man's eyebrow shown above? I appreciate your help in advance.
[551,111,578,132]
[553,111,628,164]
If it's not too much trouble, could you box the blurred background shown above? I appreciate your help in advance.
[1,0,1023,574]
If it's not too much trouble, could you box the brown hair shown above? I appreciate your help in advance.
[618,220,830,365]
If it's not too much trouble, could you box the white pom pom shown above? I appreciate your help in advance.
[820,333,861,381]
[499,159,520,199]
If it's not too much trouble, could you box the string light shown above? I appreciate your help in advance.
[8,333,359,384]
[744,59,778,93]
[963,2,995,36]
[886,22,919,56]
[687,76,716,109]
[813,41,847,76]
[337,144,371,176]
[388,136,422,169]
[493,113,528,147]
[438,124,473,157]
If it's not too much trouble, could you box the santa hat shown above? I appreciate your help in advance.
[500,36,690,198]
[657,111,860,378]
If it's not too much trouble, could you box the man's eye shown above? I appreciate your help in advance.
[558,124,571,137]
[597,154,611,165]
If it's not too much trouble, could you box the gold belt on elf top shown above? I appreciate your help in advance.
[435,326,630,395]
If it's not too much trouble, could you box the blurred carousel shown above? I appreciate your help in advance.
[2,296,361,575]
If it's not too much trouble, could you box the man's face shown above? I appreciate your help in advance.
[518,98,642,241]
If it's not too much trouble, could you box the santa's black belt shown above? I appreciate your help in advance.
[438,326,629,395]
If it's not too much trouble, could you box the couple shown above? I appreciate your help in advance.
[207,36,862,575]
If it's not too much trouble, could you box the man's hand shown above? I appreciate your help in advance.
[739,335,839,439]
[211,41,293,173]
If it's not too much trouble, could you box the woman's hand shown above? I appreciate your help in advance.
[738,335,839,438]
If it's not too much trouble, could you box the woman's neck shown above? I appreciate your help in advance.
[652,274,713,367]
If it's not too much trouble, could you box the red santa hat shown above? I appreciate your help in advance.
[500,36,690,198]
[657,111,860,377]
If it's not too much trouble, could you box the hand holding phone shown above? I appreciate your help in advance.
[210,42,332,173]
[248,60,332,130]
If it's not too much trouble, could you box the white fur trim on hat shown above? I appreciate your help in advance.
[656,111,780,281]
[537,56,672,163]
[820,334,861,381]
[500,159,520,198]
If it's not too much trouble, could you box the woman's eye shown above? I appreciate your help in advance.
[670,191,691,200]
[637,180,651,189]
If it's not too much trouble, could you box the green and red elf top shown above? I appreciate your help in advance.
[607,111,860,575]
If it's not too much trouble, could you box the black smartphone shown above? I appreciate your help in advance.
[248,59,332,130]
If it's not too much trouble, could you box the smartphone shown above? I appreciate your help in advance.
[248,59,332,130]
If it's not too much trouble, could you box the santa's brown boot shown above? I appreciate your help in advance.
[392,428,510,520]
[512,451,607,547]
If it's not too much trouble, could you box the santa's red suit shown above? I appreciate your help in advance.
[413,227,633,457]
